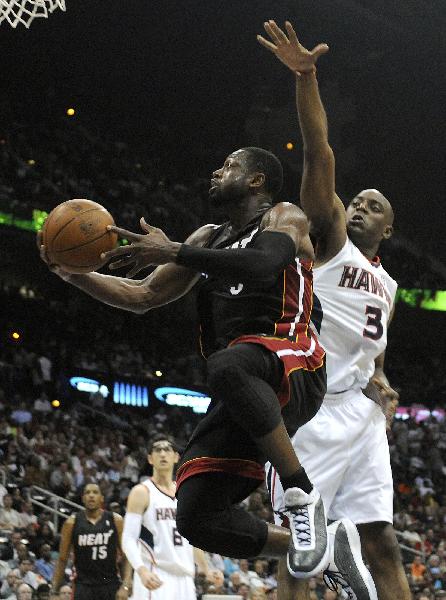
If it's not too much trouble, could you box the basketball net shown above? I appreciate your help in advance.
[0,0,65,28]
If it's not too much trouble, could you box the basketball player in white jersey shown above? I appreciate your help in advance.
[258,21,411,600]
[122,434,214,600]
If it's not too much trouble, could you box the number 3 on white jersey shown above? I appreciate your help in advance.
[363,305,383,340]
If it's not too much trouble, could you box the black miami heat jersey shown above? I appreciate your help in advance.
[197,210,316,357]
[72,510,119,586]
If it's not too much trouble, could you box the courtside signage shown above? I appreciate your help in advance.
[69,376,109,397]
[154,387,211,414]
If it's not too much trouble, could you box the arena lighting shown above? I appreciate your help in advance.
[396,406,445,423]
[27,159,35,165]
[52,399,60,408]
[66,108,75,116]
[11,331,20,340]
[69,376,109,397]
[155,370,163,377]
[113,382,149,407]
[395,289,446,311]
[286,142,294,150]
[154,387,211,414]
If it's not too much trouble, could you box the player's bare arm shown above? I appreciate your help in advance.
[122,484,163,591]
[113,513,132,600]
[50,516,75,596]
[37,224,213,313]
[260,201,314,260]
[371,305,399,428]
[258,20,346,262]
[104,204,308,286]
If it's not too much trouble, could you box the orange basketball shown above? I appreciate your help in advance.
[42,199,118,274]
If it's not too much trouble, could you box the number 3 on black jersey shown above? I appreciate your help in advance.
[363,306,383,340]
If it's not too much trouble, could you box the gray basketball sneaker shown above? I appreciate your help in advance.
[284,486,329,578]
[323,519,377,600]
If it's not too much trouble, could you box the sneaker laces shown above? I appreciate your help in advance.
[324,569,356,600]
[276,505,312,546]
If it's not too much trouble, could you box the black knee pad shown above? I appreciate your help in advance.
[207,353,282,438]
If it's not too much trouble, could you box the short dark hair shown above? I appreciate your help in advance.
[82,482,101,495]
[148,433,177,454]
[241,147,283,199]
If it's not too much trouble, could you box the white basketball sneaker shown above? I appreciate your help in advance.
[284,486,329,578]
[323,519,377,600]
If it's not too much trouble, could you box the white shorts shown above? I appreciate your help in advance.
[268,388,393,525]
[131,563,196,600]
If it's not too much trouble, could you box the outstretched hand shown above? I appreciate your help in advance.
[101,217,181,277]
[257,20,329,75]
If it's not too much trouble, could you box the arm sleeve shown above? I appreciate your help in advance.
[122,512,144,571]
[175,230,296,285]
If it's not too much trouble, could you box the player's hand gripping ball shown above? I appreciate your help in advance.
[41,199,118,274]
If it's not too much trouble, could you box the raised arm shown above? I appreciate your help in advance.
[258,20,346,259]
[38,224,213,314]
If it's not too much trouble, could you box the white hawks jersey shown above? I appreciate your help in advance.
[138,478,194,577]
[313,237,398,393]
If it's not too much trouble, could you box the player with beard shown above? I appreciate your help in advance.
[258,20,410,600]
[39,147,329,577]
[51,483,131,600]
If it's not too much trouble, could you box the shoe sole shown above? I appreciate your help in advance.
[334,521,378,600]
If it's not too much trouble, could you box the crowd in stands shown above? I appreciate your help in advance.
[0,118,445,598]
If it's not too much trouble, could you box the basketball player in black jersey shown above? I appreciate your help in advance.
[39,149,328,578]
[50,483,132,600]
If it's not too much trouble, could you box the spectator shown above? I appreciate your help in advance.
[205,569,226,596]
[0,496,21,531]
[0,570,19,599]
[18,503,37,529]
[49,462,74,498]
[0,483,8,507]
[228,571,243,594]
[12,543,33,568]
[10,402,32,425]
[33,393,52,416]
[237,583,250,600]
[35,583,51,600]
[33,525,54,552]
[12,558,39,589]
[412,555,427,584]
[223,555,240,579]
[58,585,72,600]
[249,590,267,600]
[34,544,54,583]
[16,582,33,600]
[251,559,268,589]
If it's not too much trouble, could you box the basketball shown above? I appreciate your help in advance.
[42,199,118,274]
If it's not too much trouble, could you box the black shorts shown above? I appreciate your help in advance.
[176,336,326,490]
[73,582,120,600]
